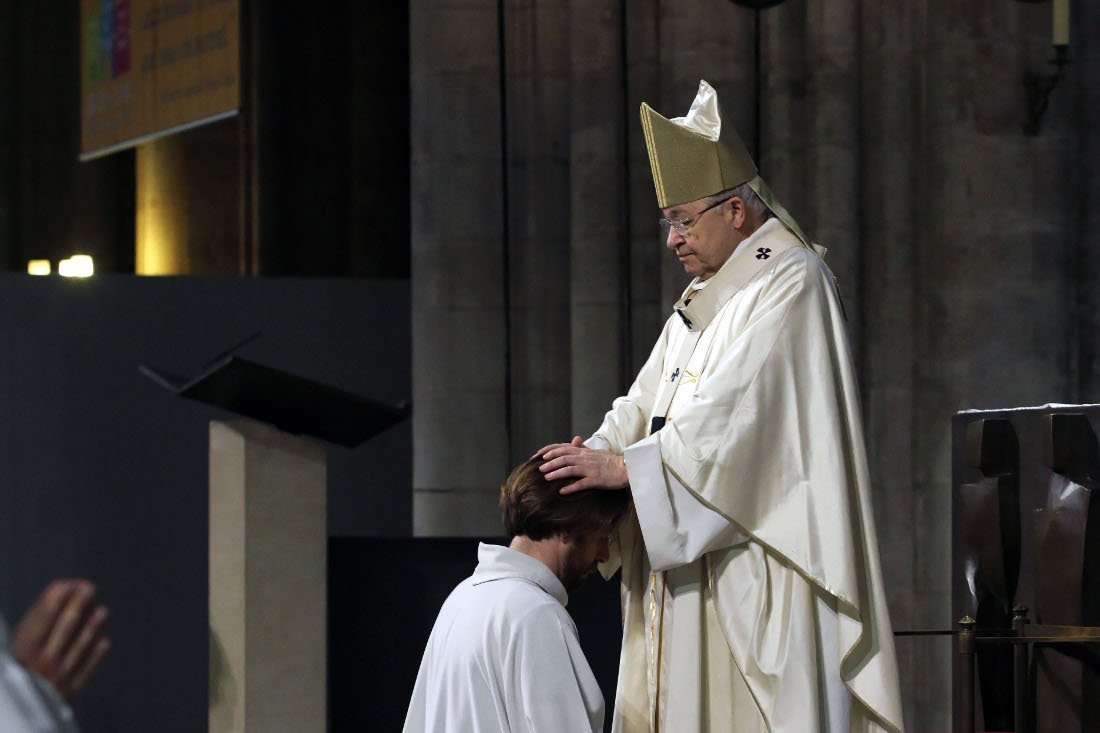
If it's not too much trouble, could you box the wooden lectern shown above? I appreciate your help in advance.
[141,355,408,732]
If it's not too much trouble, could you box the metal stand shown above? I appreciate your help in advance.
[951,610,1100,733]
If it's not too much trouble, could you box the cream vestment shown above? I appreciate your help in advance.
[592,219,905,732]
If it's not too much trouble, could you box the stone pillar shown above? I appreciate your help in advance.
[803,0,861,348]
[501,0,572,464]
[760,0,808,250]
[568,0,628,435]
[208,420,326,733]
[859,2,922,728]
[624,0,663,374]
[411,0,508,536]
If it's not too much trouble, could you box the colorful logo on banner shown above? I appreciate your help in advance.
[85,0,132,83]
[80,0,239,158]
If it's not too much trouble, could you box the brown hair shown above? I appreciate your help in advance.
[499,457,632,540]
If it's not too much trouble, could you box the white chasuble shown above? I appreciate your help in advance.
[591,219,904,732]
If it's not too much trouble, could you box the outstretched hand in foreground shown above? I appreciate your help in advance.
[12,579,110,702]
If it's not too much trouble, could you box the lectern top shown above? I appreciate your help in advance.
[140,356,409,448]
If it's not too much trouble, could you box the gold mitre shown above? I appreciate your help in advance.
[641,80,814,250]
[640,80,756,208]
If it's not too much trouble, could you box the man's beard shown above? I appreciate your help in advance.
[559,543,597,593]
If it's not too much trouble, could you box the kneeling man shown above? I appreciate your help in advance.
[403,457,631,732]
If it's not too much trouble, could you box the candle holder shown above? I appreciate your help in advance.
[1023,44,1071,137]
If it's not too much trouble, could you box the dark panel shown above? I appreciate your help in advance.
[255,2,410,277]
[954,418,1019,731]
[952,406,1100,733]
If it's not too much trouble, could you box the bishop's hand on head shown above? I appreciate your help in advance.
[537,436,629,495]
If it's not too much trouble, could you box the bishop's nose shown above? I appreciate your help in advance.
[665,225,684,250]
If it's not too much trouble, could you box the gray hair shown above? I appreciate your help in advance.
[705,182,773,222]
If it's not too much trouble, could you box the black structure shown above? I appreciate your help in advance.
[140,355,409,448]
[952,405,1100,733]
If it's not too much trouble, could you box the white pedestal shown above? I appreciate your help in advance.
[208,419,326,733]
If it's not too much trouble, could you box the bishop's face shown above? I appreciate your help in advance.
[662,196,740,281]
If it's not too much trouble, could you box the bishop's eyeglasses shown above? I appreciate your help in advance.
[659,196,732,239]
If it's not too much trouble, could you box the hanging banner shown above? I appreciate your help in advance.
[80,0,240,160]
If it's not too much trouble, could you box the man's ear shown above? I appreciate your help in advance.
[728,196,747,229]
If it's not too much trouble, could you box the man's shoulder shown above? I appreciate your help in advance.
[455,574,567,617]
[432,576,569,643]
[761,243,837,295]
[771,241,826,272]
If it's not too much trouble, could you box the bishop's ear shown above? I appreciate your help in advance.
[728,196,747,229]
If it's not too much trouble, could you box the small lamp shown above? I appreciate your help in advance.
[58,255,95,278]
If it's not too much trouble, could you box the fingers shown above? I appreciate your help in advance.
[41,581,98,671]
[539,452,578,473]
[543,464,584,482]
[534,436,587,458]
[56,606,110,700]
[65,637,110,699]
[12,579,110,701]
[559,478,594,495]
[56,604,109,698]
[540,445,591,464]
[11,580,77,668]
[533,442,572,459]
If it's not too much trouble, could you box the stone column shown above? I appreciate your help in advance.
[501,0,572,464]
[760,0,808,249]
[859,1,922,728]
[624,0,663,374]
[569,0,628,435]
[803,0,861,348]
[411,0,508,536]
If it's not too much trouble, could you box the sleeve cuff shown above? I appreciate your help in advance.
[584,435,612,452]
[623,433,682,571]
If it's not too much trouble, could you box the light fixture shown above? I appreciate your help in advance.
[58,255,95,278]
[27,260,51,276]
[1015,0,1072,136]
